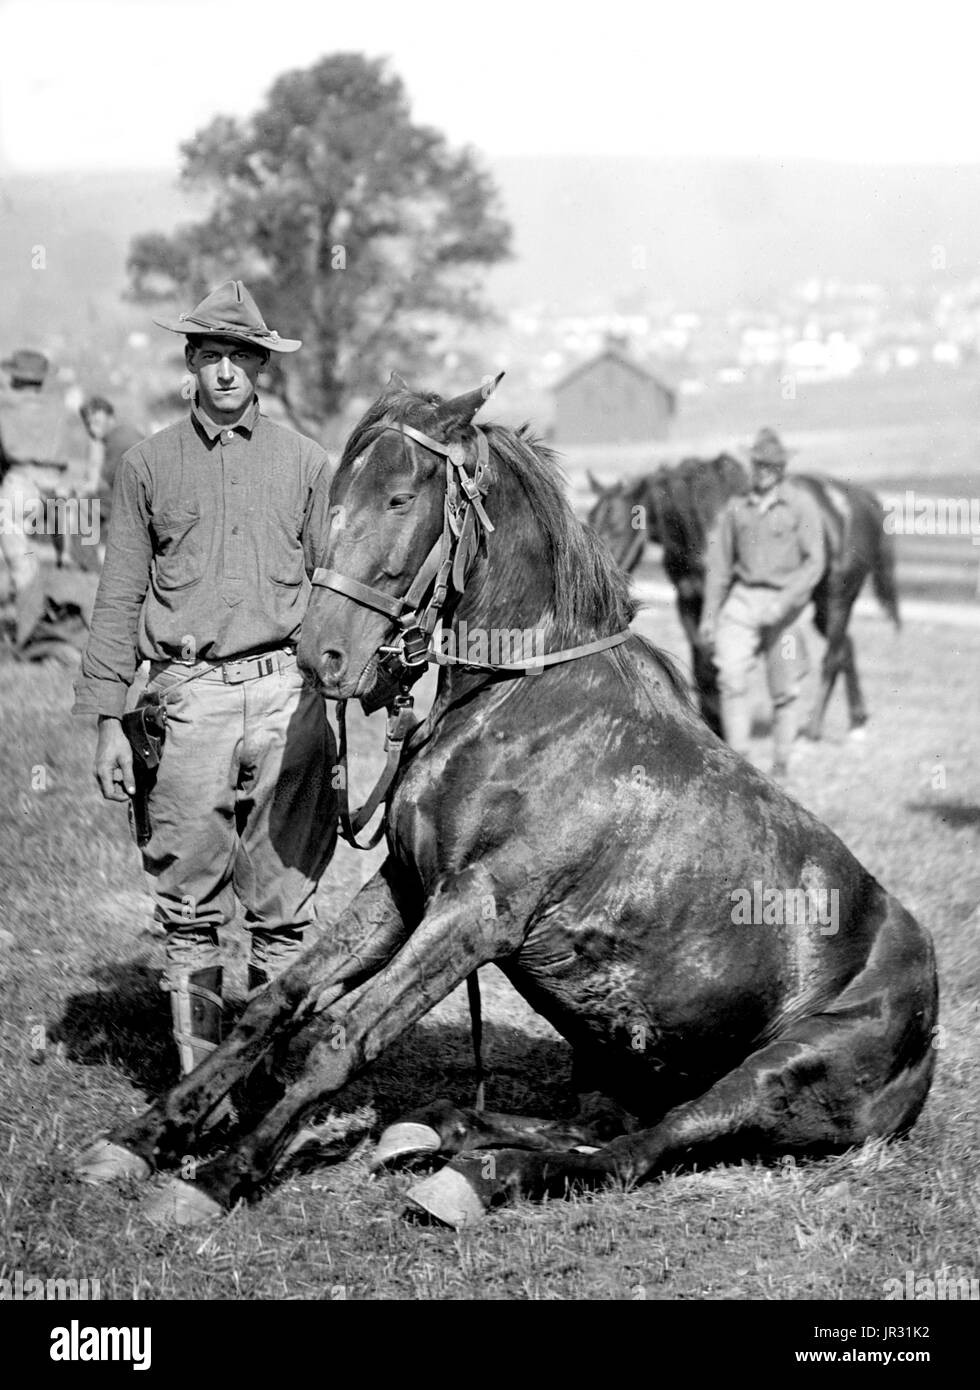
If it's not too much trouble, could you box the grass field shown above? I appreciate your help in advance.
[1,583,978,1301]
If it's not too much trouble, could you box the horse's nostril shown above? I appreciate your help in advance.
[323,650,347,679]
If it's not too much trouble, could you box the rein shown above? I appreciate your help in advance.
[312,421,632,849]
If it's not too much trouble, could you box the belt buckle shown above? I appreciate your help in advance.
[222,653,276,683]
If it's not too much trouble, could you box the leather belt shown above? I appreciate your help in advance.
[152,645,296,686]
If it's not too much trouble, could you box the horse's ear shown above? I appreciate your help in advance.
[434,372,504,432]
[387,371,410,391]
[586,469,609,496]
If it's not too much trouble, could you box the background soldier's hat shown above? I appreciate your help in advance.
[1,348,50,384]
[153,280,301,353]
[747,427,794,467]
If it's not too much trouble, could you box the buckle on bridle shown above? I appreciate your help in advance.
[398,625,429,667]
[378,622,430,672]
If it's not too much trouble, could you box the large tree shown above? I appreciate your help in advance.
[127,54,512,424]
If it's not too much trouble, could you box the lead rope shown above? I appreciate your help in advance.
[467,971,485,1111]
[335,692,417,850]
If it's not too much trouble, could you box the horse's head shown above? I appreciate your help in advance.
[586,471,653,573]
[299,375,500,700]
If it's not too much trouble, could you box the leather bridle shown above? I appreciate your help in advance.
[310,420,631,848]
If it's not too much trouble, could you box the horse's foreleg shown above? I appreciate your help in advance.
[838,631,868,733]
[141,868,519,1220]
[677,593,723,737]
[804,588,849,740]
[75,861,414,1181]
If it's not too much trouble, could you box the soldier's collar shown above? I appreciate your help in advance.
[191,393,260,442]
[746,480,786,514]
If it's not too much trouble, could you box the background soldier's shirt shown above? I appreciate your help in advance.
[0,384,87,481]
[73,397,329,717]
[702,480,826,623]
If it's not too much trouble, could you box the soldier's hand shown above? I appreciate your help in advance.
[95,717,136,801]
[696,619,715,653]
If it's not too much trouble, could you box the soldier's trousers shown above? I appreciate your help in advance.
[141,651,338,986]
[714,583,810,764]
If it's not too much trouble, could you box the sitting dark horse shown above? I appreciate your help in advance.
[76,381,936,1229]
[588,457,901,739]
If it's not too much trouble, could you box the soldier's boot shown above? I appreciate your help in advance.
[168,967,234,1126]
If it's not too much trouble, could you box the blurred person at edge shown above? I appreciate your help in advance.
[73,281,338,1079]
[0,348,90,643]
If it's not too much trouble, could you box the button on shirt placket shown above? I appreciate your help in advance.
[222,428,245,607]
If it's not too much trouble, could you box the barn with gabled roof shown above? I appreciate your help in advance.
[551,341,675,445]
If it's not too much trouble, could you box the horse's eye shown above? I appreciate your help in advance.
[388,493,416,509]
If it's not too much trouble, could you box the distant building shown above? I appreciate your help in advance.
[551,339,675,445]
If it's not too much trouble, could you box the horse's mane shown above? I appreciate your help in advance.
[485,421,641,637]
[341,387,691,705]
[649,453,748,558]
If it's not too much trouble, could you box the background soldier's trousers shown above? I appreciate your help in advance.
[714,583,810,766]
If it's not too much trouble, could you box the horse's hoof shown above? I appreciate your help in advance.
[405,1167,486,1228]
[74,1139,151,1185]
[371,1122,441,1170]
[848,725,868,742]
[142,1178,226,1227]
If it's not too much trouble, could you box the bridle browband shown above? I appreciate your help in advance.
[311,420,631,848]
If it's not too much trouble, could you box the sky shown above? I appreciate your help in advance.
[1,0,980,171]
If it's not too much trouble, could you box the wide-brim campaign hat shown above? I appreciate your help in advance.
[2,348,49,383]
[153,280,301,353]
[747,427,794,467]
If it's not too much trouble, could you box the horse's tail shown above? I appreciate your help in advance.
[871,525,901,629]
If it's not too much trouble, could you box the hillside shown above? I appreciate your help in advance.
[4,157,980,353]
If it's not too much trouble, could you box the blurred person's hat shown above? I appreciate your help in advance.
[153,280,301,353]
[2,348,50,384]
[747,427,794,468]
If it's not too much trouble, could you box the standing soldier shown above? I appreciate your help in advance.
[698,428,825,778]
[74,281,338,1077]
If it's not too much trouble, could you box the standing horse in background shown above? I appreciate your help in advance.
[76,381,935,1230]
[588,457,901,740]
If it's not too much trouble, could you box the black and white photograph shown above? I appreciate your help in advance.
[0,0,977,1335]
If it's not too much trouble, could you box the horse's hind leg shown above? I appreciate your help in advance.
[415,898,937,1225]
[371,1086,634,1170]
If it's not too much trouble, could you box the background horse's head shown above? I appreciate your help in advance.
[586,472,658,573]
[648,454,748,580]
